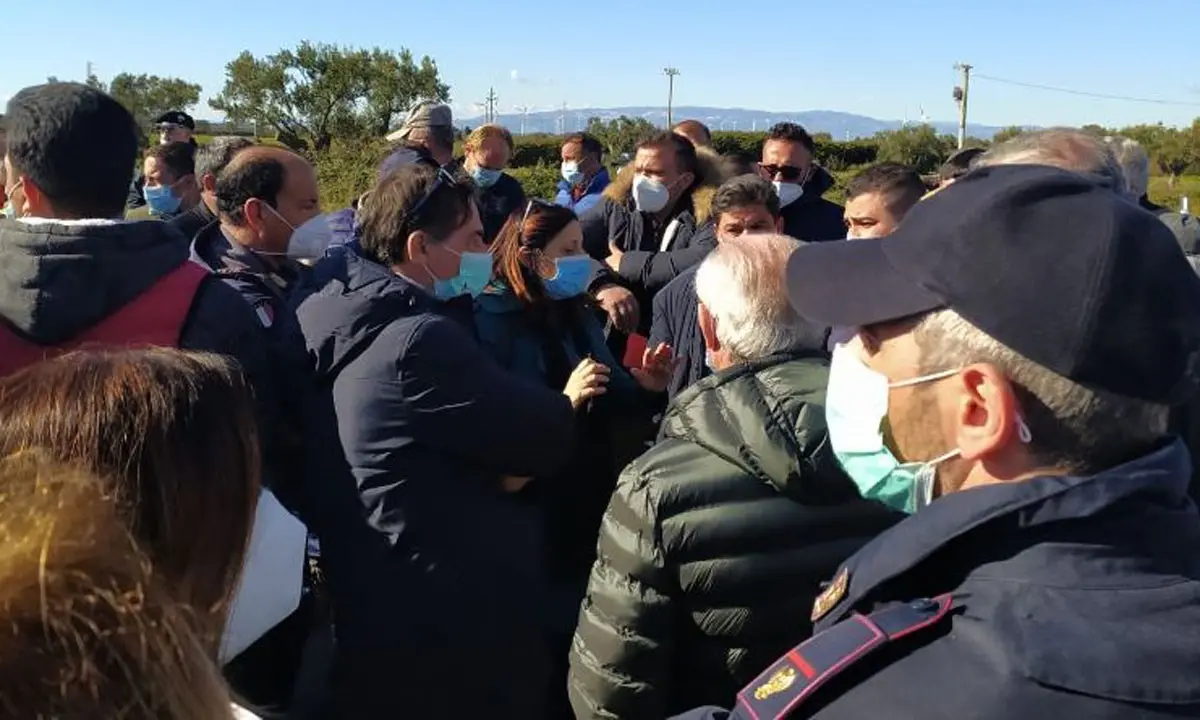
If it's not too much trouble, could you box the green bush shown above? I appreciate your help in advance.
[315,137,389,210]
[509,163,562,202]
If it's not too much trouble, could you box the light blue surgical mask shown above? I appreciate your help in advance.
[143,183,182,216]
[470,167,503,189]
[825,342,1035,513]
[543,255,594,299]
[424,246,493,300]
[561,161,585,187]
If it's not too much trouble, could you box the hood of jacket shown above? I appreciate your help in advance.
[602,146,724,225]
[660,347,848,500]
[292,247,438,381]
[0,217,194,344]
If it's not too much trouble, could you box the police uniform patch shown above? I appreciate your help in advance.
[811,567,849,622]
[754,666,797,700]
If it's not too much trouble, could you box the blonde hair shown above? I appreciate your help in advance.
[0,451,237,719]
[464,123,515,153]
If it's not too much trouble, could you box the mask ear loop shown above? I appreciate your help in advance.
[1016,417,1033,444]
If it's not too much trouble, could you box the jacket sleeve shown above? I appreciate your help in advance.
[617,222,717,296]
[399,315,575,477]
[569,462,677,720]
[179,278,304,513]
[649,283,673,348]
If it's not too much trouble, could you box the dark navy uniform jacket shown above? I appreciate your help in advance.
[675,440,1200,719]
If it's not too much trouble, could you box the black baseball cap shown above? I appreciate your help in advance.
[786,163,1200,404]
[154,110,195,130]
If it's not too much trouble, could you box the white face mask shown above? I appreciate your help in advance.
[773,181,804,208]
[633,173,671,213]
[219,490,307,663]
[263,205,335,260]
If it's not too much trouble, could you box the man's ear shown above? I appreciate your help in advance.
[19,177,52,218]
[201,172,217,194]
[405,230,431,265]
[698,301,720,353]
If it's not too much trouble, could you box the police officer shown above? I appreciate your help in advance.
[191,144,329,710]
[676,164,1200,719]
[128,110,198,210]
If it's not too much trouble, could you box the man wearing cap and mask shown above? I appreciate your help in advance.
[127,109,198,210]
[386,100,457,170]
[676,165,1200,719]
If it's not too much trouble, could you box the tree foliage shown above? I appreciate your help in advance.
[586,116,658,160]
[209,42,449,154]
[991,126,1026,145]
[105,74,202,128]
[873,124,955,174]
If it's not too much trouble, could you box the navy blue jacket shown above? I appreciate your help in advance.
[779,168,845,243]
[674,440,1200,719]
[292,247,577,718]
[477,172,526,244]
[650,265,706,402]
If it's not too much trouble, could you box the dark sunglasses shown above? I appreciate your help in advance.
[409,166,461,218]
[759,163,808,183]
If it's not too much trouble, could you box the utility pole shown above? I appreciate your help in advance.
[86,61,93,81]
[953,62,972,149]
[482,87,498,124]
[514,105,531,135]
[664,67,680,127]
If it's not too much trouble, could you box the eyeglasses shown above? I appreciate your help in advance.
[409,166,460,219]
[759,163,809,183]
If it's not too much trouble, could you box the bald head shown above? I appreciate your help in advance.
[976,128,1126,193]
[216,145,320,255]
[673,120,712,149]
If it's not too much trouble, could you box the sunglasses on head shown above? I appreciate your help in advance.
[409,166,461,218]
[759,163,808,183]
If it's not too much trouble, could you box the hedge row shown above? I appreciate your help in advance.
[456,132,881,172]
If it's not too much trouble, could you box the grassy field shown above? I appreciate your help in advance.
[1148,175,1200,213]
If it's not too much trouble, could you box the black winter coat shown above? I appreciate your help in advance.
[477,172,526,244]
[292,247,577,719]
[780,168,845,242]
[568,351,900,720]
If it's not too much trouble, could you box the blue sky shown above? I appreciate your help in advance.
[6,0,1200,129]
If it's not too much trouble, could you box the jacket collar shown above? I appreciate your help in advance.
[821,440,1192,626]
[190,223,299,298]
[557,167,611,198]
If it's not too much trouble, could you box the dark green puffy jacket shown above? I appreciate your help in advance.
[568,350,901,720]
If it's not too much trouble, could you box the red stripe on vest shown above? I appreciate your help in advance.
[0,262,209,376]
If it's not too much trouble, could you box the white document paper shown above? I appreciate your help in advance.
[220,490,307,663]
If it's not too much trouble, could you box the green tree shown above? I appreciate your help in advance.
[210,42,448,153]
[586,116,658,161]
[105,74,202,128]
[1154,125,1198,187]
[873,124,952,174]
[991,126,1026,145]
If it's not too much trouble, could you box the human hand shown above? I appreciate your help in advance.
[563,357,611,410]
[630,342,678,393]
[605,242,625,272]
[595,285,640,334]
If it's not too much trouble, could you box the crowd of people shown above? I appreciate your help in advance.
[1,79,1200,720]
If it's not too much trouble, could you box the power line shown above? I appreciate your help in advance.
[973,72,1200,107]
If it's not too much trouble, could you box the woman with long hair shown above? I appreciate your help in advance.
[475,199,674,717]
[0,349,260,650]
[0,451,245,719]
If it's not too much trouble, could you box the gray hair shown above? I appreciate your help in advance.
[694,234,809,363]
[977,128,1127,195]
[194,136,255,183]
[1104,136,1150,199]
[913,309,1168,474]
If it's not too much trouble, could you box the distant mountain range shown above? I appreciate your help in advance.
[459,105,1011,140]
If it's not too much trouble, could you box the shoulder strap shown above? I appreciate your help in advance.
[0,262,208,377]
[734,594,954,720]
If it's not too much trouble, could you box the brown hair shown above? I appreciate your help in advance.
[491,200,578,307]
[0,349,260,649]
[357,162,475,266]
[0,451,236,719]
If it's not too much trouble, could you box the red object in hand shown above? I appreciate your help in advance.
[623,333,649,369]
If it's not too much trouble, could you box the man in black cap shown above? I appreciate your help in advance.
[128,110,197,210]
[675,164,1200,720]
